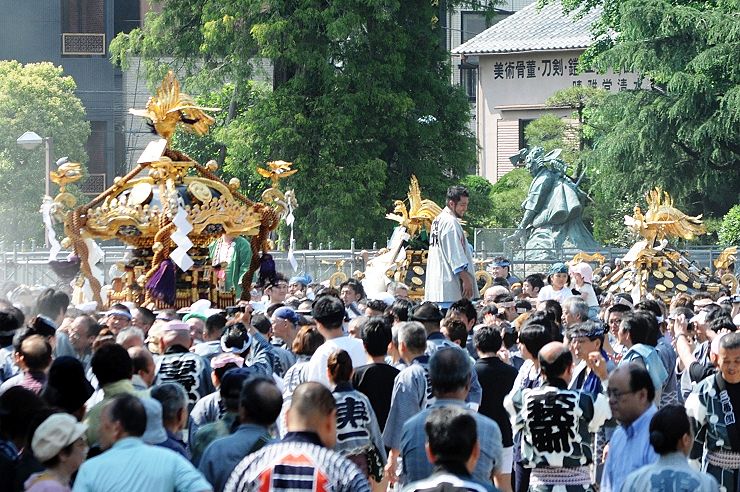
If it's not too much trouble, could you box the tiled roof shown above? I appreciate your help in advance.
[452,1,601,55]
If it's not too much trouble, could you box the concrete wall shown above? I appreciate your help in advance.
[476,49,639,180]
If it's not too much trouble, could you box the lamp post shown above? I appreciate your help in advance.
[16,131,53,198]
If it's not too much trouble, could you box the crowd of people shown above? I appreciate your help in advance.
[0,266,738,491]
[0,185,738,491]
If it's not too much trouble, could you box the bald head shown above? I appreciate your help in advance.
[288,382,337,447]
[19,334,52,371]
[538,341,573,382]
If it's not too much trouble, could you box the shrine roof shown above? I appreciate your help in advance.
[452,1,602,55]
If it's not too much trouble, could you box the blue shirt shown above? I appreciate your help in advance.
[199,424,272,492]
[600,405,659,492]
[400,399,502,487]
[73,437,211,492]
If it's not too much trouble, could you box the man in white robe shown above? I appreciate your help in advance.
[424,185,479,307]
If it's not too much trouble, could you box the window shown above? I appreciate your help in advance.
[461,12,487,44]
[61,0,106,55]
[62,0,104,33]
[460,56,478,101]
[519,119,535,150]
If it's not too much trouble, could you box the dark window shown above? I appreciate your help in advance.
[519,119,535,150]
[86,121,107,175]
[460,56,478,102]
[461,12,487,43]
[114,1,141,36]
[62,0,105,33]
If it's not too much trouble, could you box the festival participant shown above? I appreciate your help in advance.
[600,364,658,492]
[521,275,544,301]
[327,350,386,487]
[115,326,144,349]
[621,405,719,492]
[304,296,366,386]
[424,185,478,306]
[569,263,599,319]
[605,303,630,357]
[83,344,138,447]
[128,346,156,390]
[383,321,434,484]
[269,306,299,376]
[209,233,252,299]
[281,325,324,399]
[33,289,75,358]
[400,348,503,489]
[154,320,215,410]
[510,323,552,492]
[0,302,24,382]
[263,274,289,306]
[102,305,132,335]
[474,326,517,492]
[617,311,668,402]
[287,274,310,301]
[25,413,88,492]
[340,279,366,320]
[387,282,410,301]
[131,306,156,335]
[74,394,212,492]
[489,256,520,286]
[149,383,190,458]
[401,407,495,492]
[41,357,94,420]
[0,333,51,396]
[506,342,610,492]
[537,263,573,305]
[224,382,370,492]
[67,316,99,370]
[686,332,740,491]
[352,316,399,432]
[199,376,282,492]
[561,297,589,332]
[567,322,614,394]
[192,313,227,360]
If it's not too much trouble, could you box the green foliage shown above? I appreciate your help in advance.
[459,175,494,230]
[524,114,574,161]
[487,169,531,228]
[0,61,90,243]
[719,205,740,247]
[110,0,477,247]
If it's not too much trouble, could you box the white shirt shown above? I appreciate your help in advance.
[305,335,367,387]
[537,285,574,304]
[424,207,479,303]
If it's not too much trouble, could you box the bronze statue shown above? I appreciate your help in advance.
[507,147,599,260]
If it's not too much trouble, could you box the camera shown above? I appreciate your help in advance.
[225,305,245,317]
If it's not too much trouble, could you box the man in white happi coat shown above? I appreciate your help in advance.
[425,185,479,308]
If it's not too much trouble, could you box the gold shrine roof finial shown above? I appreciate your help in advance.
[257,160,298,188]
[129,71,219,142]
[624,187,706,246]
[385,175,442,238]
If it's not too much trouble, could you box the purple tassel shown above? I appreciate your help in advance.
[146,258,177,306]
[257,253,277,288]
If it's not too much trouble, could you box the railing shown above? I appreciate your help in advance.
[0,235,730,289]
[62,33,106,56]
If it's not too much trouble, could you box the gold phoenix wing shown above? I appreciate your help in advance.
[639,188,706,244]
[385,175,442,237]
[714,246,737,271]
[257,160,298,188]
[129,71,219,141]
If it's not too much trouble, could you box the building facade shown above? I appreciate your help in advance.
[0,0,148,193]
[453,1,638,181]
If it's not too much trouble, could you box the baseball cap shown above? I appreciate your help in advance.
[272,306,300,325]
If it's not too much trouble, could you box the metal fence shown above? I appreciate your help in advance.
[0,233,730,288]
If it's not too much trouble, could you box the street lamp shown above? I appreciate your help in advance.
[16,131,53,198]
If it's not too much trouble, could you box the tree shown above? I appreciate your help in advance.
[551,0,740,222]
[719,205,740,247]
[110,0,478,247]
[0,61,90,243]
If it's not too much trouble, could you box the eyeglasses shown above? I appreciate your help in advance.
[607,388,636,400]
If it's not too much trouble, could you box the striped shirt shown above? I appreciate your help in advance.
[224,433,370,492]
